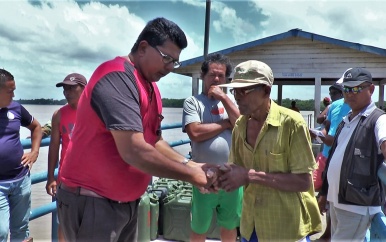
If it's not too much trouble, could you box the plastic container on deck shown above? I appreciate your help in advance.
[150,187,168,235]
[153,182,181,195]
[149,192,160,241]
[137,193,151,242]
[162,194,192,242]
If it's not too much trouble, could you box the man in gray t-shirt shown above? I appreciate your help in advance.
[183,93,234,164]
[182,53,243,242]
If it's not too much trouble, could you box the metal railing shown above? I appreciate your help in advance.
[25,122,386,241]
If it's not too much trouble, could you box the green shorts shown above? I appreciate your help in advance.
[191,186,243,234]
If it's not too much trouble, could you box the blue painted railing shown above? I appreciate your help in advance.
[25,123,386,241]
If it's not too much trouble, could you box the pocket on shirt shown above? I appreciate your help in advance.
[352,149,371,176]
[267,152,287,172]
[344,180,380,205]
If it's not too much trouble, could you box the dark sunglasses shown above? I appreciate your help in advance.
[343,85,371,94]
[229,85,265,96]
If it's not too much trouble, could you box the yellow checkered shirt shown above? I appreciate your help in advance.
[230,101,322,241]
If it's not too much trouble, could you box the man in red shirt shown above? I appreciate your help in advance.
[56,17,214,242]
[45,73,87,242]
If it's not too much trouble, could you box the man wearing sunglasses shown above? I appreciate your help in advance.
[318,67,386,241]
[216,60,322,242]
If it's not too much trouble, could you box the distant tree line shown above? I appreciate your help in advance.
[16,98,67,105]
[14,98,385,111]
[16,98,186,107]
[162,98,185,107]
[280,98,317,111]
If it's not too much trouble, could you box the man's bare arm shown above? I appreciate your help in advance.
[185,120,231,143]
[111,130,208,187]
[219,164,311,192]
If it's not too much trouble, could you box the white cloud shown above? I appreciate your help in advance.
[0,0,204,100]
[157,73,193,99]
[211,2,257,43]
[250,0,386,49]
[1,0,385,101]
[0,0,145,99]
[181,0,259,44]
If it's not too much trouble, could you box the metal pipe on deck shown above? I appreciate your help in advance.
[203,0,211,58]
[198,0,211,94]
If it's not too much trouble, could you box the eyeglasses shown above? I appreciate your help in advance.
[152,46,181,68]
[229,85,265,96]
[343,85,371,94]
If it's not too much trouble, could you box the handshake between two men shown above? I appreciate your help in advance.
[196,163,250,193]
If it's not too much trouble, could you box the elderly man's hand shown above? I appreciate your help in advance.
[218,164,249,192]
[186,161,220,192]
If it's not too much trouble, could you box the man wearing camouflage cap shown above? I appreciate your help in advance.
[216,60,322,241]
[46,73,87,242]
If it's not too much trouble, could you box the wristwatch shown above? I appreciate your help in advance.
[182,158,191,165]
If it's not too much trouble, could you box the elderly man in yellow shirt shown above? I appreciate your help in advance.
[217,60,322,242]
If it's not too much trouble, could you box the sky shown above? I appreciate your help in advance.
[1,0,386,101]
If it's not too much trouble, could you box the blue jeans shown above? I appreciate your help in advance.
[241,229,258,242]
[241,229,310,242]
[0,174,31,242]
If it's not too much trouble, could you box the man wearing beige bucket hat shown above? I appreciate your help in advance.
[217,60,322,241]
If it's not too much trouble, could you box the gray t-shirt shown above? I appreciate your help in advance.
[182,93,235,164]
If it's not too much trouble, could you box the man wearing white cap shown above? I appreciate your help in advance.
[217,60,322,241]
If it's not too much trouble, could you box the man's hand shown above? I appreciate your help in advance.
[46,178,57,197]
[208,86,226,100]
[218,164,249,192]
[318,195,328,215]
[196,167,219,194]
[188,162,221,193]
[21,151,39,171]
[308,129,317,140]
